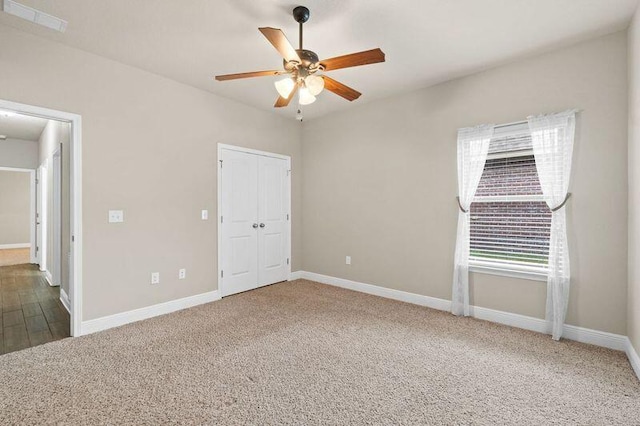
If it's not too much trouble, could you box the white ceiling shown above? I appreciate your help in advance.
[0,0,638,120]
[0,111,48,141]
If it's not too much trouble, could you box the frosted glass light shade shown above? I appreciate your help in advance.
[298,87,316,105]
[274,78,295,98]
[305,75,324,96]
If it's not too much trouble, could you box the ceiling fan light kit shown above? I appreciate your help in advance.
[275,77,295,98]
[298,86,316,105]
[215,5,385,118]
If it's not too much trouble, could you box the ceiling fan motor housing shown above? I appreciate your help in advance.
[284,49,320,71]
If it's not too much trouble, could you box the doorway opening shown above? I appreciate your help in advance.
[0,99,82,352]
[0,166,35,266]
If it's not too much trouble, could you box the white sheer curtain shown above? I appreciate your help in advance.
[451,124,494,316]
[528,110,576,340]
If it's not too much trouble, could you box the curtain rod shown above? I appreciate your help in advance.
[494,120,527,129]
[494,109,582,130]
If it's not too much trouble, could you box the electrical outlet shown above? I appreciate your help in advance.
[151,272,160,285]
[201,209,208,220]
[179,268,186,279]
[346,256,351,265]
[108,210,124,223]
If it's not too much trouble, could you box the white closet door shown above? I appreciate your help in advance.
[220,149,259,296]
[257,156,289,286]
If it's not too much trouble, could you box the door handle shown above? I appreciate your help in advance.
[252,223,259,229]
[259,223,266,228]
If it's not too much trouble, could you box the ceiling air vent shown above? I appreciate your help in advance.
[3,0,67,32]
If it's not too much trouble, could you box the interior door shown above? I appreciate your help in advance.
[220,149,259,297]
[257,156,289,286]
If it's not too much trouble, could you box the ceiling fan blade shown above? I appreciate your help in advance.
[320,48,385,71]
[259,27,301,63]
[215,70,286,81]
[274,84,299,108]
[322,76,361,101]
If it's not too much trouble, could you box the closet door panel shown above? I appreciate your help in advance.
[257,156,288,286]
[220,149,259,296]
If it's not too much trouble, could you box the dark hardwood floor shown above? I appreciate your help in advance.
[1,263,70,355]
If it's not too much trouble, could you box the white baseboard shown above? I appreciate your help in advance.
[470,305,627,351]
[80,290,221,336]
[0,243,30,249]
[627,339,640,381]
[59,288,71,314]
[289,271,304,281]
[292,271,628,352]
[297,271,452,312]
[44,270,55,287]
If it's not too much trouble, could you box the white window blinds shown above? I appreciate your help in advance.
[470,131,551,274]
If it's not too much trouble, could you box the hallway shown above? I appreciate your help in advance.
[1,263,70,354]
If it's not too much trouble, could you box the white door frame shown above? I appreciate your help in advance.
[0,99,83,337]
[38,160,48,273]
[0,166,36,262]
[51,147,62,286]
[217,143,291,297]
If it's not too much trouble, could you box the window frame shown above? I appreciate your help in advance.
[468,124,549,282]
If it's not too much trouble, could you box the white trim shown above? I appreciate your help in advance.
[294,271,628,352]
[59,287,71,314]
[217,143,291,161]
[217,143,292,298]
[44,270,55,287]
[39,159,48,273]
[299,271,452,312]
[626,339,640,381]
[469,263,547,282]
[0,99,83,337]
[289,271,304,281]
[0,166,34,172]
[51,148,62,287]
[471,305,627,351]
[0,243,31,249]
[80,290,221,335]
[29,169,36,263]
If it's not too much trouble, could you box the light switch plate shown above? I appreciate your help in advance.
[201,209,208,220]
[108,210,124,223]
[346,256,351,265]
[151,272,160,285]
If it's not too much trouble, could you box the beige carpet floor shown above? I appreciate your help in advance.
[0,280,639,425]
[0,248,30,267]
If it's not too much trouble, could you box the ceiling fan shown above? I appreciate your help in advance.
[214,6,385,118]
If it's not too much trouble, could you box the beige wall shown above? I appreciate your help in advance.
[628,6,640,352]
[0,170,30,245]
[0,22,630,337]
[0,24,302,320]
[302,32,628,334]
[0,138,39,169]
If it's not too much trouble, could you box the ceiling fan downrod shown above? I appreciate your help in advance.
[293,6,310,50]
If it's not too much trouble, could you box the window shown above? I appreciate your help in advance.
[469,125,551,279]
